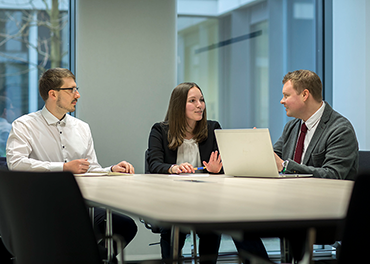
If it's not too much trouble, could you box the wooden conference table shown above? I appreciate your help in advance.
[75,173,354,263]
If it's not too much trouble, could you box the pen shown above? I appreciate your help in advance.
[194,166,206,171]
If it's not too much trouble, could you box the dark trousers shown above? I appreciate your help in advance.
[160,229,221,264]
[233,237,269,264]
[94,207,137,261]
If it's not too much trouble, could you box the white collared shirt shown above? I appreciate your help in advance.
[176,138,201,167]
[6,106,108,172]
[300,102,326,162]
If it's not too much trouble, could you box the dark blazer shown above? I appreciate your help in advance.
[148,120,223,174]
[274,102,359,180]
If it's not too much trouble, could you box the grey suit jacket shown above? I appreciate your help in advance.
[274,102,359,180]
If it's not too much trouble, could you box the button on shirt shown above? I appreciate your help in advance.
[6,106,107,172]
[299,101,326,163]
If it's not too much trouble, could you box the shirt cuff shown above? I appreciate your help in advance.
[49,162,65,172]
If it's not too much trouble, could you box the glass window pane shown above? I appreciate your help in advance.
[177,0,328,259]
[0,0,69,157]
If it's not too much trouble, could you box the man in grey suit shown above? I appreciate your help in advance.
[274,69,358,180]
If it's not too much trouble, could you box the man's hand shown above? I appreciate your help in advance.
[63,159,90,174]
[112,161,135,174]
[274,152,284,172]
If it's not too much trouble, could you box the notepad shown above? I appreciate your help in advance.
[74,171,132,177]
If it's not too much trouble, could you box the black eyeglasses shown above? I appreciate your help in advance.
[54,87,79,94]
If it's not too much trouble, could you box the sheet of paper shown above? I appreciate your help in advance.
[169,173,210,177]
[74,171,132,177]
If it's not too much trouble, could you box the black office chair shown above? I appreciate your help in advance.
[0,170,103,264]
[337,172,370,263]
[358,150,370,173]
[0,157,12,264]
[141,149,161,232]
[142,149,199,262]
[144,149,151,174]
[0,157,7,170]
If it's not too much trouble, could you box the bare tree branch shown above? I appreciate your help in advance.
[0,0,68,75]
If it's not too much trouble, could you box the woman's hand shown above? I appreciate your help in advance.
[169,162,195,174]
[203,150,222,173]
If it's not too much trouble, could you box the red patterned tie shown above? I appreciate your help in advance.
[294,123,307,164]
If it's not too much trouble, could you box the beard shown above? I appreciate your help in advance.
[56,97,76,113]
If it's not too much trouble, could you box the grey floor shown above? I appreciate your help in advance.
[128,235,338,264]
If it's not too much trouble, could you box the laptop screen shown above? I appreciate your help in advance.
[215,128,280,177]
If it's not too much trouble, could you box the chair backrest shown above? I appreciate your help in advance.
[0,170,101,264]
[0,157,7,170]
[338,173,370,264]
[145,149,150,174]
[358,150,370,173]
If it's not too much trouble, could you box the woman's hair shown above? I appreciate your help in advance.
[39,68,75,101]
[164,82,208,150]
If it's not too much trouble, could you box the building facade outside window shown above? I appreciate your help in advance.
[0,0,69,157]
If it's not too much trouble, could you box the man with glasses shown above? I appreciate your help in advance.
[6,68,137,262]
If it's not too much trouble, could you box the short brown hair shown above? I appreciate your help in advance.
[39,68,75,101]
[282,69,322,102]
[164,82,208,150]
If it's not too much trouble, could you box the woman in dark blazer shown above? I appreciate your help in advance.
[147,82,222,264]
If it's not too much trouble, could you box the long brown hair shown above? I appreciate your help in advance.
[164,82,208,150]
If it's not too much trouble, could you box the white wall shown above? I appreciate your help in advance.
[75,0,177,260]
[333,0,370,150]
[76,0,177,173]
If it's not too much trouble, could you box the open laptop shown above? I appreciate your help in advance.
[214,128,312,178]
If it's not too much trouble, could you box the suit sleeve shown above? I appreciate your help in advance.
[284,124,358,179]
[204,121,224,174]
[147,123,174,174]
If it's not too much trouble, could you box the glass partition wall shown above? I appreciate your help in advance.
[177,0,322,142]
[177,0,332,260]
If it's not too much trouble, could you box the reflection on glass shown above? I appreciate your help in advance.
[0,95,14,156]
[0,0,69,157]
[178,0,321,259]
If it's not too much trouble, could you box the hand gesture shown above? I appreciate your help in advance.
[203,150,222,173]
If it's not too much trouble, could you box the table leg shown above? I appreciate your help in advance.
[88,207,94,228]
[280,237,292,263]
[170,225,180,264]
[191,230,197,263]
[298,228,316,264]
[280,228,316,264]
[106,209,114,263]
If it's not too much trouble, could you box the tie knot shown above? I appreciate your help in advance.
[301,123,307,133]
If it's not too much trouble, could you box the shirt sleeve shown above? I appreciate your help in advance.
[6,120,64,171]
[82,125,107,173]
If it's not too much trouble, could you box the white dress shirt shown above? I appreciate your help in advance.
[176,138,201,167]
[300,101,326,162]
[6,106,109,172]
